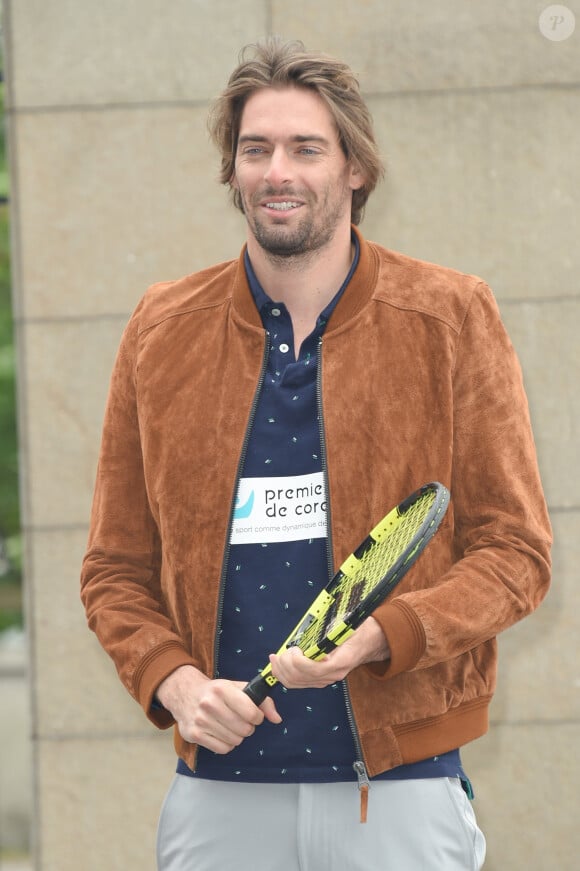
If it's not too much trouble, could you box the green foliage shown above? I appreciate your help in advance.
[0,68,23,628]
[0,204,20,538]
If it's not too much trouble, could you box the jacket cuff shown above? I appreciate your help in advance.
[134,641,199,729]
[365,599,426,680]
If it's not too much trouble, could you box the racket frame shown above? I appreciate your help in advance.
[243,482,449,706]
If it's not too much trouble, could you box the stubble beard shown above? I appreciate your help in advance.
[242,186,351,266]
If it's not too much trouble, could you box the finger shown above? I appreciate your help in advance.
[178,682,264,750]
[178,706,256,751]
[259,696,283,724]
[189,728,244,755]
[268,651,319,687]
[198,684,264,733]
[269,649,349,688]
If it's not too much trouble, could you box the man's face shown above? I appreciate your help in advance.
[232,86,363,258]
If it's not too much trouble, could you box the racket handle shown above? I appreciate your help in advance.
[243,674,272,706]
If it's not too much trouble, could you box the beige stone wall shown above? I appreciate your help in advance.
[3,1,578,868]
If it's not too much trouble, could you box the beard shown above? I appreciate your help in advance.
[251,212,321,257]
[240,185,351,261]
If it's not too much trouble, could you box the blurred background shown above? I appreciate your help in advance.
[0,4,28,867]
[0,2,578,869]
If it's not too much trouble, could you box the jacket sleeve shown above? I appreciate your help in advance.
[80,309,196,726]
[371,281,552,678]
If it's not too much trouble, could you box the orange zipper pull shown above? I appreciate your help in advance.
[353,760,370,823]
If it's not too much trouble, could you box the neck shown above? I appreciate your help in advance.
[246,224,355,330]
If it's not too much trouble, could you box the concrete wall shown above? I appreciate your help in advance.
[0,630,31,854]
[3,1,579,868]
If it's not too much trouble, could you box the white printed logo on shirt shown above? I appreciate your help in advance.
[231,472,327,544]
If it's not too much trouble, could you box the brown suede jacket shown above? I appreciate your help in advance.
[81,227,552,776]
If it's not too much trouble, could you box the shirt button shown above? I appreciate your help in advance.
[271,307,281,317]
[279,343,290,354]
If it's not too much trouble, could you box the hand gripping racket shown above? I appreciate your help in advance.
[243,482,450,706]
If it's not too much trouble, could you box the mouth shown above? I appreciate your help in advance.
[265,201,301,211]
[261,198,303,213]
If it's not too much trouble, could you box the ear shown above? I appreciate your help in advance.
[348,162,366,192]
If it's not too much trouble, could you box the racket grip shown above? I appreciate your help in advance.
[243,674,272,706]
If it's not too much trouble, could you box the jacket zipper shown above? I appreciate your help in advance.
[191,331,270,772]
[316,337,370,823]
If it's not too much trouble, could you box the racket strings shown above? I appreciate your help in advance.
[295,493,435,651]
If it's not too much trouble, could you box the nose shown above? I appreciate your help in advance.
[263,146,293,188]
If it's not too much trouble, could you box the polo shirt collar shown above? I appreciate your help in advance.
[244,232,360,330]
[231,225,379,332]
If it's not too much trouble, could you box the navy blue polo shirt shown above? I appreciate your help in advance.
[179,237,470,792]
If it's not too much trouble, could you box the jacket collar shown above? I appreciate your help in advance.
[231,225,380,333]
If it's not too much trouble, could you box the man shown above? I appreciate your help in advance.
[81,39,551,871]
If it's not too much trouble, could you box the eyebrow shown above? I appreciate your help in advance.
[237,134,331,146]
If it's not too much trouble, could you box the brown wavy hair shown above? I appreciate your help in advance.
[208,38,384,225]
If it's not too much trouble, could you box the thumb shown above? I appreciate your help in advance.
[260,696,283,725]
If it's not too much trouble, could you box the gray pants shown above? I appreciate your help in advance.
[157,774,486,870]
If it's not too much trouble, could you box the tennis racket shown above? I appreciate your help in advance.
[243,481,450,706]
